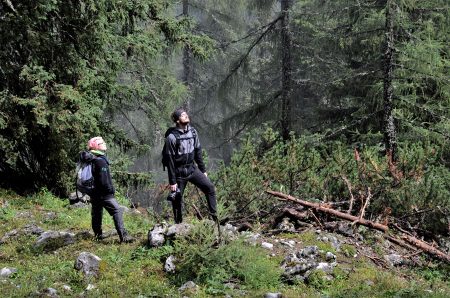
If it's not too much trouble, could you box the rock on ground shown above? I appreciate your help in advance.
[74,252,102,277]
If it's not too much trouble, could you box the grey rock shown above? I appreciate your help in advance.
[166,223,191,238]
[164,255,176,273]
[1,224,45,244]
[329,236,341,251]
[284,262,317,275]
[277,217,296,232]
[74,252,102,277]
[42,287,58,297]
[264,293,283,298]
[62,285,72,292]
[148,224,167,247]
[68,202,89,209]
[261,242,274,250]
[224,223,238,233]
[34,231,76,252]
[69,191,90,204]
[224,282,238,289]
[85,284,96,291]
[300,246,319,257]
[242,232,260,245]
[0,229,18,244]
[75,230,94,241]
[44,212,57,221]
[178,281,198,292]
[384,254,404,266]
[316,262,336,273]
[23,224,45,235]
[1,267,17,277]
[16,211,32,218]
[326,252,336,261]
[281,240,295,248]
[337,222,355,237]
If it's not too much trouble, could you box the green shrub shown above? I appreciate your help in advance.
[215,127,450,237]
[172,221,281,292]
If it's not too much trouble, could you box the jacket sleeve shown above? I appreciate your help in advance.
[193,130,206,173]
[93,157,115,195]
[165,134,177,185]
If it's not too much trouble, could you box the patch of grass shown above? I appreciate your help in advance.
[341,243,357,257]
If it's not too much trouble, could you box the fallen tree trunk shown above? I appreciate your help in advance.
[266,190,388,232]
[401,235,450,263]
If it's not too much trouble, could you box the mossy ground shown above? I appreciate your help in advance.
[0,189,449,297]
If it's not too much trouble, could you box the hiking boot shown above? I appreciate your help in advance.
[94,234,107,241]
[119,231,135,243]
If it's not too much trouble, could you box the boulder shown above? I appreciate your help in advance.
[69,191,90,204]
[74,252,102,277]
[68,202,89,209]
[384,254,404,267]
[34,231,76,252]
[166,223,192,238]
[42,287,58,297]
[148,224,167,247]
[1,267,17,278]
[22,224,45,235]
[277,217,296,232]
[178,281,198,292]
[264,293,283,298]
[261,242,274,250]
[164,255,176,273]
[326,252,337,261]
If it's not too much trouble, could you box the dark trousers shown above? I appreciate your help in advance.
[91,196,126,238]
[172,167,217,223]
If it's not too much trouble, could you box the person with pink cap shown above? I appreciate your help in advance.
[79,136,134,243]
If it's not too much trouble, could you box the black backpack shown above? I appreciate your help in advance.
[161,127,197,171]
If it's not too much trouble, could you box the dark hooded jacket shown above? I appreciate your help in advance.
[79,151,115,199]
[165,125,205,185]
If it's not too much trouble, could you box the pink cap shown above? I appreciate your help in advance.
[87,137,104,150]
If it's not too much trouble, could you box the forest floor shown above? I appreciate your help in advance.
[0,189,449,297]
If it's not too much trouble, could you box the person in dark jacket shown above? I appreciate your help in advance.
[165,108,217,224]
[81,136,134,243]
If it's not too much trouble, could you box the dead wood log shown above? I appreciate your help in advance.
[385,235,417,251]
[401,235,450,263]
[266,190,388,232]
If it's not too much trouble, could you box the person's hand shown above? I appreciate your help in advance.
[170,184,177,192]
[204,172,208,177]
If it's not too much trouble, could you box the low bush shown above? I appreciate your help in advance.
[172,221,282,293]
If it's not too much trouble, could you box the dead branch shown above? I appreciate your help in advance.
[266,190,388,232]
[309,210,324,229]
[341,175,355,214]
[363,253,388,268]
[357,187,372,221]
[191,203,203,220]
[385,235,417,251]
[401,235,450,263]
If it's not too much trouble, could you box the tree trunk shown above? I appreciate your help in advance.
[266,190,389,232]
[383,0,397,161]
[182,0,192,111]
[280,0,293,141]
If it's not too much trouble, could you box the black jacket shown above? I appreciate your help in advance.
[80,151,115,198]
[165,126,205,185]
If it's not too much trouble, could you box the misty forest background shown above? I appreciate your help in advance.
[0,0,449,236]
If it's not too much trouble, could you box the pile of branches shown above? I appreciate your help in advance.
[264,190,450,264]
